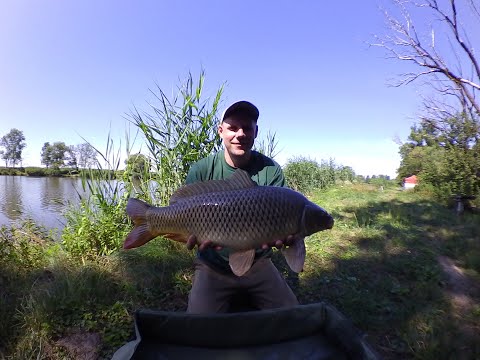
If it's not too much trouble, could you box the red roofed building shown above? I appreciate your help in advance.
[403,175,418,189]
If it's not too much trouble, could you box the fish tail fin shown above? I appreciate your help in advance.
[126,197,150,225]
[124,198,156,249]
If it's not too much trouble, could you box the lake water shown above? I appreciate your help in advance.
[0,176,87,231]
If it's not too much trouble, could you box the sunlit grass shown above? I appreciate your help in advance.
[294,183,480,359]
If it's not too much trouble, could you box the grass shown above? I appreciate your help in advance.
[291,183,480,359]
[1,183,479,359]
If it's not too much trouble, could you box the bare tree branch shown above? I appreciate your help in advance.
[373,0,480,114]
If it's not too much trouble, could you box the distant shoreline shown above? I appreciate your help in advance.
[0,166,122,178]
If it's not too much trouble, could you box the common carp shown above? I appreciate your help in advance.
[124,169,334,276]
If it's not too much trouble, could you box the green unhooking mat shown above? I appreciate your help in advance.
[112,302,380,360]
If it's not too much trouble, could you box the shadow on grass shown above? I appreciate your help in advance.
[269,195,480,360]
[116,240,195,311]
[0,239,196,359]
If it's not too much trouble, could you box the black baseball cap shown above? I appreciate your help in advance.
[221,101,259,122]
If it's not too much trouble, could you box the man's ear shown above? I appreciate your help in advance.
[254,124,258,139]
[218,123,224,136]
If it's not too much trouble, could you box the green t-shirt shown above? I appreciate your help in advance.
[185,150,286,273]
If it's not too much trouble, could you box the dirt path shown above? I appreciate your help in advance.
[437,256,480,358]
[438,256,478,310]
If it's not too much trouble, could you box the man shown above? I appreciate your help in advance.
[185,100,299,313]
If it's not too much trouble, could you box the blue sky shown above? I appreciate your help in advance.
[0,0,428,178]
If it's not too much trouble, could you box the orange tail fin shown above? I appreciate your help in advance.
[124,198,189,249]
[124,198,156,249]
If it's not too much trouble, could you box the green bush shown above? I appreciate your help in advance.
[62,197,131,258]
[284,157,324,194]
[367,176,394,188]
[0,167,23,175]
[0,220,55,270]
[46,167,76,177]
[284,157,348,194]
[24,167,48,176]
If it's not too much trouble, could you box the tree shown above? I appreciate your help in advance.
[65,146,79,170]
[336,165,356,182]
[398,114,480,197]
[41,142,53,168]
[50,142,68,168]
[398,142,445,179]
[374,0,480,119]
[41,142,68,169]
[125,153,150,177]
[68,143,98,169]
[0,128,26,167]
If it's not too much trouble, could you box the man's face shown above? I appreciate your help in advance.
[219,115,258,158]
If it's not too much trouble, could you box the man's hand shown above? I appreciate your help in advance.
[186,234,299,251]
[186,235,223,251]
[261,234,298,250]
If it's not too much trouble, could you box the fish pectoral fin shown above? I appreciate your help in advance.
[281,237,306,273]
[163,233,188,243]
[124,224,155,249]
[229,249,255,277]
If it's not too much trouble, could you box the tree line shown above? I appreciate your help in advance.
[0,128,98,170]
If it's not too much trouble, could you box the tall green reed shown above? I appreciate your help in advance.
[254,130,280,160]
[127,70,224,205]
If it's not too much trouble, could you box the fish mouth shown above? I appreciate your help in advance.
[302,205,335,234]
[324,215,334,230]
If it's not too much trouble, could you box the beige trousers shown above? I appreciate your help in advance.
[187,257,299,314]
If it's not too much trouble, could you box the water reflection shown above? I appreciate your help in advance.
[40,176,73,209]
[0,176,87,230]
[1,176,23,220]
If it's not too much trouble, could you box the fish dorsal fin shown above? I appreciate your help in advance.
[170,169,256,204]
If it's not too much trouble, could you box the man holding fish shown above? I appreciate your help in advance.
[124,100,334,313]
